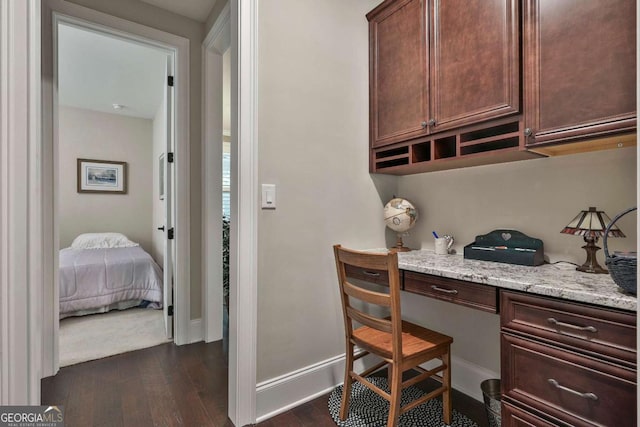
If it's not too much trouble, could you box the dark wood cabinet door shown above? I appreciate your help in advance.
[524,0,636,146]
[429,0,520,132]
[502,401,557,427]
[502,333,636,427]
[368,0,429,148]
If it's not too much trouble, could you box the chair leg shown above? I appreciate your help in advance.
[340,342,355,421]
[387,364,402,427]
[442,349,452,425]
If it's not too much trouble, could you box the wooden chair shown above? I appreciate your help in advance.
[333,245,453,427]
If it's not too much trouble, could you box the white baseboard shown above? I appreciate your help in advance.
[188,318,203,343]
[256,350,378,423]
[450,357,499,402]
[255,352,499,422]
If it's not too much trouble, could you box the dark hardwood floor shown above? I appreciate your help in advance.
[42,342,489,427]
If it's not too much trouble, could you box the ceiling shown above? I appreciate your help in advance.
[139,0,217,22]
[58,23,168,119]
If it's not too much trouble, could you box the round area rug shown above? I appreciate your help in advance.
[328,377,479,427]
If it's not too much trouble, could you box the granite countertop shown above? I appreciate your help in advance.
[397,250,637,312]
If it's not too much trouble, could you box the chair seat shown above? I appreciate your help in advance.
[352,320,453,359]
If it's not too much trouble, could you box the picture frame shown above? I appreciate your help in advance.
[159,153,165,200]
[77,158,127,194]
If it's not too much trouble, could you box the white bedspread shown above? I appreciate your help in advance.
[59,246,163,316]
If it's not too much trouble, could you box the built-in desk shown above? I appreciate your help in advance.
[397,250,636,312]
[393,251,636,426]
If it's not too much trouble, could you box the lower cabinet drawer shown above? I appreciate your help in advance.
[403,271,497,313]
[501,290,636,367]
[502,333,636,427]
[502,401,556,427]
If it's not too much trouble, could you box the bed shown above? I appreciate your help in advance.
[59,233,163,318]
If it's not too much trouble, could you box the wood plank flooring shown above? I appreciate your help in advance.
[42,341,489,426]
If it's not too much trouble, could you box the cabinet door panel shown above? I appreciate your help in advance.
[370,0,429,147]
[524,0,636,145]
[430,0,519,132]
[502,401,556,427]
[502,333,636,427]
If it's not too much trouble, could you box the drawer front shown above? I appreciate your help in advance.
[502,401,557,427]
[501,291,636,366]
[502,333,636,427]
[344,264,390,287]
[404,271,497,313]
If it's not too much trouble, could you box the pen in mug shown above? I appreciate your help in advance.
[432,231,439,239]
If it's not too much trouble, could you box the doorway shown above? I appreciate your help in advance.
[41,0,192,377]
[55,21,174,366]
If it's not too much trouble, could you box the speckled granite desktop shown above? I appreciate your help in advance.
[398,250,637,312]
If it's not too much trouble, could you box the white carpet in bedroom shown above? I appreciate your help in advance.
[59,308,171,367]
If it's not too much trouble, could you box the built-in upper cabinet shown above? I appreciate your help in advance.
[367,0,520,149]
[367,0,637,174]
[430,0,519,132]
[368,0,429,148]
[523,0,636,148]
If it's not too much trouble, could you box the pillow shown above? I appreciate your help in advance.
[70,233,139,250]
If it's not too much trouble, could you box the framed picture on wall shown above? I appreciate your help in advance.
[77,159,127,194]
[159,153,165,200]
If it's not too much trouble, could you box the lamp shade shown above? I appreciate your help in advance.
[560,207,625,239]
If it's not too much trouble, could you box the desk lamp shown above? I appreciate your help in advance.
[561,207,625,274]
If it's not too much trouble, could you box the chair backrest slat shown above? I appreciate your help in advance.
[346,307,392,333]
[334,244,403,360]
[343,280,391,307]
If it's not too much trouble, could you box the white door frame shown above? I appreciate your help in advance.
[201,1,230,344]
[0,0,42,405]
[40,0,192,378]
[228,0,259,425]
[203,2,259,424]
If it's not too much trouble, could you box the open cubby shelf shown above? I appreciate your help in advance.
[373,118,538,174]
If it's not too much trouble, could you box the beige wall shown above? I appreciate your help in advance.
[257,0,396,382]
[398,148,637,258]
[204,0,228,36]
[397,146,637,376]
[58,106,154,253]
[65,0,205,318]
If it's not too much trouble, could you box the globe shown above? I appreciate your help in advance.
[384,197,418,251]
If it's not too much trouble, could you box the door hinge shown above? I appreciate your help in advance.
[167,305,174,316]
[168,227,174,240]
[168,76,174,86]
[167,152,174,163]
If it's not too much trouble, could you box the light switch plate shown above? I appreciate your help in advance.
[261,184,276,209]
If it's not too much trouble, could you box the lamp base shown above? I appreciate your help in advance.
[577,239,608,274]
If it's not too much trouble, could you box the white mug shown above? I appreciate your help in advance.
[434,236,454,255]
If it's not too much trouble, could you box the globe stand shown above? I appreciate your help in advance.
[393,234,411,252]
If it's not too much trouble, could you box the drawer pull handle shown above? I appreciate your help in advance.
[547,379,598,401]
[362,270,380,277]
[430,285,458,294]
[547,317,597,333]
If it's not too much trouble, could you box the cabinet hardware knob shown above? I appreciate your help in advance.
[547,317,597,333]
[430,285,458,294]
[548,379,598,401]
[421,121,428,128]
[362,270,380,277]
[524,127,533,137]
[157,226,165,231]
[428,118,436,127]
